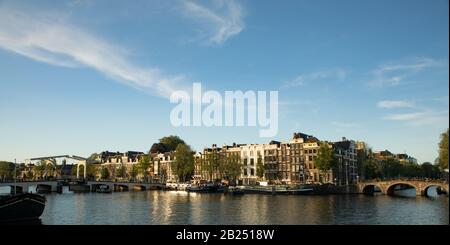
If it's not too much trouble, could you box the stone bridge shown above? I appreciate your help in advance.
[0,181,166,193]
[356,179,449,196]
[0,181,59,193]
[86,181,166,192]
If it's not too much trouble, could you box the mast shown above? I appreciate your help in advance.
[14,158,17,195]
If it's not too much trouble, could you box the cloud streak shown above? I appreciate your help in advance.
[181,0,245,45]
[0,5,184,99]
[368,57,448,87]
[281,68,347,89]
[377,100,415,109]
[383,110,449,126]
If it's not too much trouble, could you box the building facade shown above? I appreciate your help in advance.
[333,138,358,185]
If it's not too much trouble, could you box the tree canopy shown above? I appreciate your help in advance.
[220,153,242,182]
[172,143,195,182]
[149,143,168,154]
[315,142,336,171]
[438,129,449,170]
[149,135,186,153]
[159,135,186,152]
[137,154,152,181]
[0,161,15,181]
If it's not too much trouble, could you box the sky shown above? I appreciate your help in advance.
[0,0,448,164]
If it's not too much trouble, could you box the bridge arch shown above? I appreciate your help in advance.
[8,185,23,194]
[36,184,52,194]
[362,184,383,195]
[422,184,448,197]
[386,182,418,196]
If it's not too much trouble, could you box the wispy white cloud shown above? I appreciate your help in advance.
[281,68,347,89]
[383,110,449,126]
[180,0,245,45]
[377,100,415,109]
[368,57,448,87]
[0,5,185,98]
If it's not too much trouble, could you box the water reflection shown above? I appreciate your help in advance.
[34,190,450,225]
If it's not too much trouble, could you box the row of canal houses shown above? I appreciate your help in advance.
[93,132,360,186]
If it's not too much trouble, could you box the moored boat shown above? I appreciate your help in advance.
[0,193,46,223]
[187,184,219,193]
[96,185,112,194]
[287,185,314,195]
[229,187,245,195]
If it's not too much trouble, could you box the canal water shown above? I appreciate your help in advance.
[30,187,447,225]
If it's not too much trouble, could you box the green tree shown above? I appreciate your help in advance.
[401,162,421,177]
[362,150,382,179]
[24,170,34,181]
[380,158,402,179]
[420,162,433,178]
[33,162,46,180]
[100,167,110,180]
[0,161,14,181]
[315,142,336,171]
[221,153,242,183]
[159,135,186,152]
[130,165,138,181]
[203,152,221,181]
[438,129,449,170]
[71,163,98,180]
[172,143,194,182]
[150,143,169,153]
[138,155,152,182]
[211,153,221,181]
[87,153,101,164]
[256,158,264,179]
[116,164,126,179]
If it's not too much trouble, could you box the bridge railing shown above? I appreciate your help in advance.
[361,177,448,183]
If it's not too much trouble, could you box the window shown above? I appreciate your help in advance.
[244,169,247,175]
[250,159,254,166]
[250,169,255,176]
[250,151,253,156]
[313,149,317,153]
[309,156,313,161]
[244,159,248,165]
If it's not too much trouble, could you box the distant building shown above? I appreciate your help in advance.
[98,151,145,181]
[152,152,176,183]
[333,138,358,185]
[395,154,417,165]
[356,141,368,181]
[373,150,395,161]
[373,150,417,165]
[240,144,265,185]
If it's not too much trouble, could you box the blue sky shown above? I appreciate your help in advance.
[0,0,448,163]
